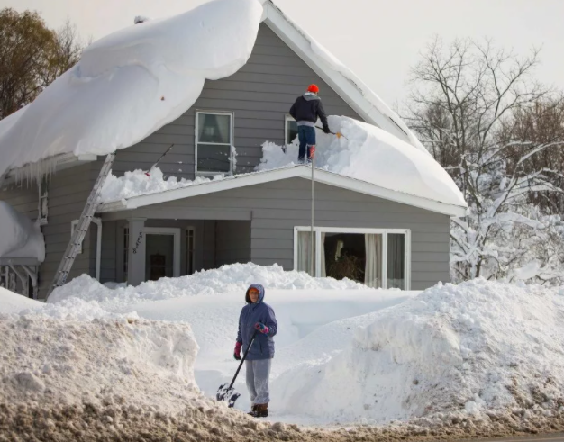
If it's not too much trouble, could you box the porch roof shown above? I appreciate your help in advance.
[96,165,467,217]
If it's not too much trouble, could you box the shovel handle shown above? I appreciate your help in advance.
[228,329,258,388]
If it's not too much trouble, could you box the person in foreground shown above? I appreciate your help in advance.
[234,284,277,418]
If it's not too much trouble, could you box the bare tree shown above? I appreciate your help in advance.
[406,37,564,283]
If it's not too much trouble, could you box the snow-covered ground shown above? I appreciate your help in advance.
[3,264,564,431]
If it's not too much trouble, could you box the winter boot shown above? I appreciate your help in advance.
[247,404,257,416]
[249,403,268,418]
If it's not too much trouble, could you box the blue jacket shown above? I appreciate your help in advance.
[236,284,277,360]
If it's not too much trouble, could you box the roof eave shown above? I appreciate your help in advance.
[96,166,467,217]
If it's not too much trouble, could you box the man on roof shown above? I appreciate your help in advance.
[289,84,331,164]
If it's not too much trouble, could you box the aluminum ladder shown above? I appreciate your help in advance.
[48,152,115,295]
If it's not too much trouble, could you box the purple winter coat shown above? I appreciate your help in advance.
[236,284,277,360]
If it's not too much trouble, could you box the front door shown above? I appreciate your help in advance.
[144,229,180,281]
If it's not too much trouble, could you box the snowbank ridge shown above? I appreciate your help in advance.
[272,278,564,424]
[48,263,372,305]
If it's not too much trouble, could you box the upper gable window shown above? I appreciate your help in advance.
[285,115,298,145]
[196,112,233,174]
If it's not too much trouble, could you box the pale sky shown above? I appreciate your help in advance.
[1,0,563,108]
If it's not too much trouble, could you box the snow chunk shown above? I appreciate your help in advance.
[99,167,223,203]
[0,0,263,177]
[260,116,466,207]
[271,278,564,424]
[48,263,374,304]
[0,201,45,261]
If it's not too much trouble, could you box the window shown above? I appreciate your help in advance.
[196,112,233,174]
[285,115,298,145]
[294,227,410,289]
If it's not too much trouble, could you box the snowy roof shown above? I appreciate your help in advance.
[0,0,427,180]
[97,165,466,217]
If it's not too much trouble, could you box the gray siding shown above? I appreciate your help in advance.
[111,23,362,179]
[0,181,39,220]
[104,177,451,290]
[39,163,99,299]
[215,221,251,267]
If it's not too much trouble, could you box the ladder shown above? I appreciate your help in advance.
[48,152,115,296]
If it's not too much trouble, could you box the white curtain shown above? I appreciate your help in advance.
[387,234,405,289]
[365,234,382,288]
[320,232,326,277]
[297,231,313,276]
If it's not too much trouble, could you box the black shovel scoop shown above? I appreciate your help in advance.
[216,329,258,408]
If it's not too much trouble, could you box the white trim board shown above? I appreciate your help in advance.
[97,166,467,217]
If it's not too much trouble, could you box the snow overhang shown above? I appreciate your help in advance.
[97,166,467,217]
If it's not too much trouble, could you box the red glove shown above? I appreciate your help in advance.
[254,322,269,334]
[233,341,242,360]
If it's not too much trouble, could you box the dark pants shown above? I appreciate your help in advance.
[297,125,316,161]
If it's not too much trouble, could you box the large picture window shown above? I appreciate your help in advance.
[294,227,410,290]
[196,112,233,174]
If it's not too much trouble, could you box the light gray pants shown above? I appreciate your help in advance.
[245,359,272,404]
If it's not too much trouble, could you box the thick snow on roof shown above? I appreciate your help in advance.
[0,0,263,178]
[0,201,45,261]
[260,116,466,207]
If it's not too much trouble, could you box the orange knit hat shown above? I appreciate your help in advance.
[307,84,319,94]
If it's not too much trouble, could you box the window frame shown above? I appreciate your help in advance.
[293,226,411,290]
[285,114,298,145]
[195,110,234,176]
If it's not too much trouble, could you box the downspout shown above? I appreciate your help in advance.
[93,217,102,281]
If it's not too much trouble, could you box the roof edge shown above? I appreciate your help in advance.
[262,1,423,150]
[97,166,467,217]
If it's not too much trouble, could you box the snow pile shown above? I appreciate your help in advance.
[48,263,373,304]
[0,316,203,415]
[0,201,45,260]
[0,287,40,314]
[99,167,223,203]
[259,116,466,207]
[0,0,263,178]
[272,278,564,424]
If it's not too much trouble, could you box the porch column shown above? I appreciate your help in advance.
[127,218,146,286]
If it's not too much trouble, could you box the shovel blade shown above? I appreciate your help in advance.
[216,383,241,408]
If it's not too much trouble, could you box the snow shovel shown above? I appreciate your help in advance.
[314,125,347,140]
[216,329,258,408]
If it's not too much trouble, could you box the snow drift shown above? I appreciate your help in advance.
[271,278,564,424]
[260,115,466,207]
[0,0,263,178]
[0,201,45,261]
[48,263,375,304]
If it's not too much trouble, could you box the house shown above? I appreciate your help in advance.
[0,0,466,300]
